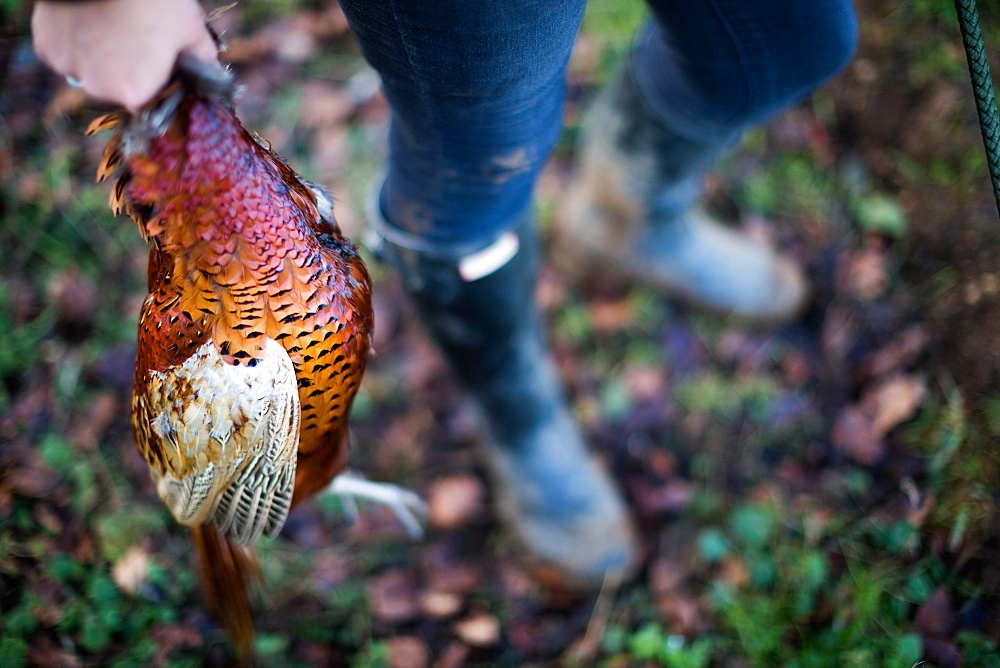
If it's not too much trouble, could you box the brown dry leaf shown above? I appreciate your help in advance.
[151,623,202,658]
[631,479,694,516]
[310,125,348,181]
[915,587,956,637]
[313,6,351,38]
[862,374,927,434]
[624,364,667,402]
[821,305,858,365]
[588,297,634,334]
[719,556,749,589]
[908,491,936,529]
[300,81,354,129]
[35,506,62,534]
[781,348,812,386]
[453,612,501,648]
[29,582,64,626]
[649,555,685,594]
[657,594,705,636]
[831,405,884,465]
[537,266,569,311]
[369,569,420,625]
[10,467,61,498]
[425,541,482,596]
[27,637,77,668]
[420,590,463,619]
[842,245,889,300]
[112,546,152,594]
[427,474,484,530]
[859,325,929,379]
[259,19,318,63]
[922,638,962,668]
[434,642,470,668]
[310,551,351,593]
[69,391,118,451]
[47,267,97,330]
[377,408,435,472]
[646,448,678,479]
[388,636,430,668]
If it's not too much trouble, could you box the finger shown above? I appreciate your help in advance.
[187,27,221,64]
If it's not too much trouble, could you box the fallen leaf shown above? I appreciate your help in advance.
[68,391,119,451]
[537,266,569,311]
[453,612,501,648]
[369,569,420,625]
[300,81,354,129]
[260,19,318,63]
[427,474,484,530]
[310,125,348,181]
[842,245,889,300]
[921,637,961,668]
[907,492,936,528]
[388,636,429,668]
[645,448,678,479]
[588,297,634,333]
[859,325,929,379]
[10,468,61,498]
[47,267,97,331]
[831,405,885,465]
[420,590,463,619]
[425,540,482,596]
[648,555,685,594]
[435,642,470,668]
[623,364,667,402]
[781,348,812,386]
[821,305,858,366]
[719,556,749,589]
[657,594,705,636]
[915,587,955,637]
[151,623,202,656]
[631,479,694,516]
[111,547,152,594]
[861,374,927,434]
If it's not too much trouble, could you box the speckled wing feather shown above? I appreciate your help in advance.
[134,337,299,545]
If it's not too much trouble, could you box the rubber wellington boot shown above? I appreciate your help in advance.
[557,58,806,322]
[368,209,639,590]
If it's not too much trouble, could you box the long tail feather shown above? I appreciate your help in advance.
[191,525,262,660]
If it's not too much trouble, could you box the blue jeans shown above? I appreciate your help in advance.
[338,0,857,252]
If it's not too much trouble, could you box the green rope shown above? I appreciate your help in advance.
[955,0,1000,218]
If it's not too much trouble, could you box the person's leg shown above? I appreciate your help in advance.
[638,0,857,139]
[337,0,638,588]
[560,0,857,320]
[338,0,581,251]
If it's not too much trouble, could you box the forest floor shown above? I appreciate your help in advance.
[1,1,999,666]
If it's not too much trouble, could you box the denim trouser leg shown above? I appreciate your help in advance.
[337,0,857,249]
[637,0,858,142]
[338,0,587,253]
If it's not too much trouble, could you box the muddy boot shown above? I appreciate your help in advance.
[369,209,639,590]
[556,57,806,322]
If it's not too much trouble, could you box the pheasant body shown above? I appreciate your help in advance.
[92,61,373,654]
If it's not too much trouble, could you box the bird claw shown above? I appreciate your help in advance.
[326,471,428,539]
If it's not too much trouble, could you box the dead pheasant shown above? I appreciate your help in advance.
[89,56,376,656]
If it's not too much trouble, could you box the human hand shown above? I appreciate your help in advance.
[31,0,220,111]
